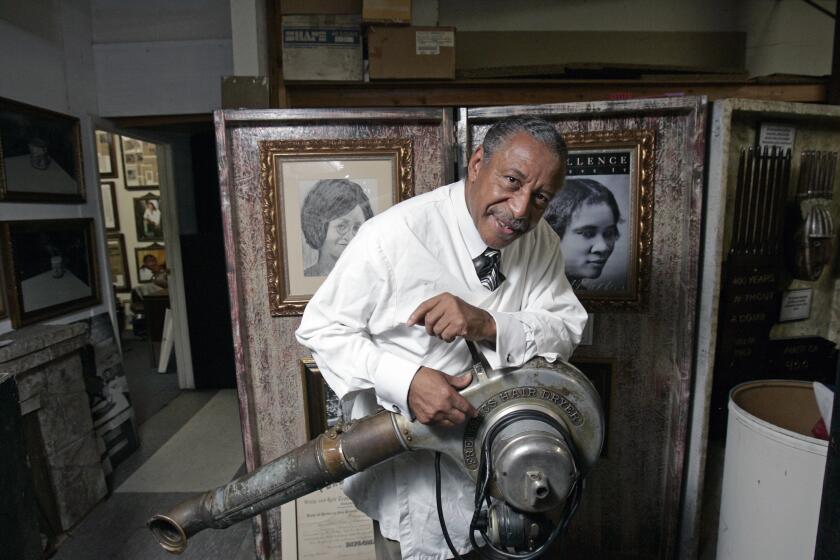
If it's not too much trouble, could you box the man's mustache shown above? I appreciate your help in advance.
[490,208,530,233]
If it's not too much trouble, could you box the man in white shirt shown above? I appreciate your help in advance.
[296,116,587,560]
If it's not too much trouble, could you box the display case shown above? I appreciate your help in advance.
[687,99,840,559]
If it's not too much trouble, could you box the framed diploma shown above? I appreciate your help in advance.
[282,358,376,559]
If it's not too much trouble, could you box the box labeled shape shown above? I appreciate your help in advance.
[363,0,411,24]
[281,0,361,15]
[282,15,363,81]
[368,26,455,80]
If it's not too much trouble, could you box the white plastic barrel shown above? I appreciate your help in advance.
[716,380,828,560]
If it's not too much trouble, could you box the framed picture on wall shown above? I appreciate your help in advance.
[260,138,414,316]
[95,130,118,179]
[569,357,614,456]
[0,219,100,327]
[101,181,120,232]
[107,234,131,293]
[0,97,85,202]
[299,358,342,437]
[133,192,163,242]
[544,129,655,312]
[0,260,7,320]
[120,135,159,189]
[134,243,166,284]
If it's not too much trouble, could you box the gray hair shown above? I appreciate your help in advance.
[481,116,567,162]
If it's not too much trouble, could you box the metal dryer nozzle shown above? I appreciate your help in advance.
[148,357,605,554]
[148,411,409,554]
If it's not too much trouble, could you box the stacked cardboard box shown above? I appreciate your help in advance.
[280,0,455,81]
[368,26,455,80]
[281,2,363,81]
[363,0,454,80]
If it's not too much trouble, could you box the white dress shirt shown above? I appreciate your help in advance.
[296,180,587,560]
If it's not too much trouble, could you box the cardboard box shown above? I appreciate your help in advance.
[282,15,363,81]
[368,26,455,80]
[363,0,411,24]
[281,0,361,15]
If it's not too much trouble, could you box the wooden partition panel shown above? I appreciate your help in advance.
[215,108,454,558]
[460,97,707,560]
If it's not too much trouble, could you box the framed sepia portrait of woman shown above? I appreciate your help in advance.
[544,129,655,312]
[260,137,414,316]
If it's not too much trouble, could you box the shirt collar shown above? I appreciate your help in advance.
[451,179,488,259]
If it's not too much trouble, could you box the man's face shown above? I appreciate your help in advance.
[144,255,160,272]
[466,133,564,249]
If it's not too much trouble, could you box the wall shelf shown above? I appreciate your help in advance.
[281,76,827,108]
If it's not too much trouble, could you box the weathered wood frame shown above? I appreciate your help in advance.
[216,108,454,559]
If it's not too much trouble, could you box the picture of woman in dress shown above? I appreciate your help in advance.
[544,178,626,290]
[300,179,374,277]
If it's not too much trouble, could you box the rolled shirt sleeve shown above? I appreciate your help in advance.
[478,221,588,369]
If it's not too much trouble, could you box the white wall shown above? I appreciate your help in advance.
[741,0,835,77]
[439,0,834,77]
[91,0,233,116]
[0,0,114,335]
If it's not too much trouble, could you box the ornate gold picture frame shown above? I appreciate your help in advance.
[260,138,414,316]
[546,129,655,312]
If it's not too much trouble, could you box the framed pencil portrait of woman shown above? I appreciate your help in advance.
[544,129,655,312]
[260,138,414,316]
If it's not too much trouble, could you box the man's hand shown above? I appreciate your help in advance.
[408,366,478,426]
[407,293,496,343]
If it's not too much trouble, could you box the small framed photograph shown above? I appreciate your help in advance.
[135,243,166,284]
[120,135,159,189]
[101,181,120,232]
[0,97,85,202]
[95,130,118,178]
[569,357,614,456]
[0,260,7,320]
[1,219,100,327]
[260,138,414,316]
[107,234,131,293]
[300,358,341,437]
[544,129,655,311]
[133,192,163,242]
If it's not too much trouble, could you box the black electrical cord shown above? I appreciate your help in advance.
[471,410,581,560]
[435,409,584,560]
[436,451,467,560]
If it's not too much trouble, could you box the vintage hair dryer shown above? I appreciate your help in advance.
[148,354,604,558]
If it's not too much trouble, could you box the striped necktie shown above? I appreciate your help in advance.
[473,248,505,291]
